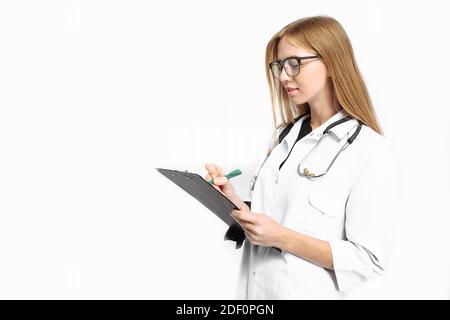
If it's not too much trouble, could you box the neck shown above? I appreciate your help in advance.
[308,78,340,129]
[309,109,339,129]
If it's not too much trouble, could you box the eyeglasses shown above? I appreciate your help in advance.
[269,55,321,79]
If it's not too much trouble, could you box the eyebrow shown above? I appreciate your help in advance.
[274,55,297,61]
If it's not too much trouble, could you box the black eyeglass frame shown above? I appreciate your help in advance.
[269,55,321,79]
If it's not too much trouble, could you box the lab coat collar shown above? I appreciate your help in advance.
[281,109,359,151]
[310,109,359,141]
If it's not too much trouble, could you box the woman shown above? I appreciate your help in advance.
[204,15,398,299]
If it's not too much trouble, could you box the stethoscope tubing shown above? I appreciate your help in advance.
[297,117,362,179]
[250,115,363,190]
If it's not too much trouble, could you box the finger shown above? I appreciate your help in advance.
[209,163,225,178]
[244,230,257,238]
[215,165,225,176]
[240,222,256,234]
[240,202,251,213]
[244,230,257,242]
[231,209,256,223]
[212,176,228,185]
[211,165,220,179]
[204,163,215,179]
[205,163,218,178]
[235,210,257,223]
[230,212,248,226]
[204,169,218,182]
[204,174,216,185]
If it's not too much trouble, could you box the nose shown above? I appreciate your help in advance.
[278,65,291,83]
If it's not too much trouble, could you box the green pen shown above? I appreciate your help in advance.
[208,169,242,185]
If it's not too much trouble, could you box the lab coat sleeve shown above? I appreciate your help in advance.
[329,139,399,293]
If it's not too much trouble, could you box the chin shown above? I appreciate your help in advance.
[291,96,307,105]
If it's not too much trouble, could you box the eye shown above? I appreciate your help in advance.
[286,58,299,67]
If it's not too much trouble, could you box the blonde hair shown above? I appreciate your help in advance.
[265,15,383,153]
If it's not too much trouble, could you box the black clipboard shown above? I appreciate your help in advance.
[155,167,241,227]
[155,167,281,253]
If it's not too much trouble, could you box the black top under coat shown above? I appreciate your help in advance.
[278,114,312,170]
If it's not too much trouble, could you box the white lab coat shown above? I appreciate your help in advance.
[236,109,398,299]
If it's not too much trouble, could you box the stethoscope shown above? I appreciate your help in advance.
[249,115,363,191]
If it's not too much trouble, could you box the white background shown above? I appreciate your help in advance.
[0,0,449,299]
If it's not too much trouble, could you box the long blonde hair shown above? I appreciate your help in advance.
[265,15,383,153]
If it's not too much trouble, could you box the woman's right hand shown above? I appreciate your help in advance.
[204,163,237,200]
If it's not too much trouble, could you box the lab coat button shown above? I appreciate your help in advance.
[252,271,256,276]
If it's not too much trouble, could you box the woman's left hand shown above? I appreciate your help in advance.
[231,206,286,248]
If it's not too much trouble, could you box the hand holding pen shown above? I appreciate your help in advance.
[207,168,242,185]
[204,163,243,206]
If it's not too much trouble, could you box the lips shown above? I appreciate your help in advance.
[286,87,299,96]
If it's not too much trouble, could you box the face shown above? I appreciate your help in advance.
[275,36,330,106]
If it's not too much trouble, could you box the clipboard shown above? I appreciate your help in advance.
[155,167,242,227]
[156,167,281,253]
